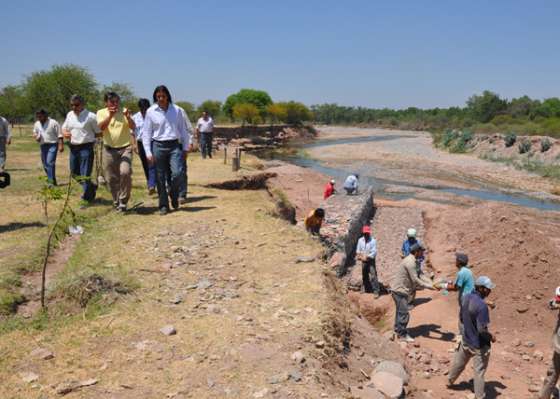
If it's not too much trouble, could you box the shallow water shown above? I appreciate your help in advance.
[273,135,560,212]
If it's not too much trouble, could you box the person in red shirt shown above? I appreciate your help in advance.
[323,179,336,199]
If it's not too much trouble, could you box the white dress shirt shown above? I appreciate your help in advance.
[356,236,377,259]
[61,109,100,145]
[0,116,11,139]
[132,112,145,141]
[197,117,214,133]
[33,118,62,144]
[142,103,190,157]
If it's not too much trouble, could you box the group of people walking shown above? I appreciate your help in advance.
[1,85,216,214]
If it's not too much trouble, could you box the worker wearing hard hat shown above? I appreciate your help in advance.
[447,276,496,399]
[356,225,380,298]
[538,287,560,399]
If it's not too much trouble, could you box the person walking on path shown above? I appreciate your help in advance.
[196,111,214,159]
[97,92,136,212]
[390,243,437,342]
[33,109,63,185]
[343,173,359,195]
[538,287,560,399]
[443,252,475,337]
[304,208,325,235]
[356,225,380,298]
[0,115,11,172]
[323,179,336,199]
[132,98,156,194]
[447,276,496,399]
[142,85,190,215]
[62,95,101,206]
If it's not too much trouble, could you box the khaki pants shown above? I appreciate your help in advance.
[540,351,560,399]
[103,145,132,206]
[448,342,490,399]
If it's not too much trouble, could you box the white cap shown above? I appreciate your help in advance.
[330,179,335,184]
[475,276,496,290]
[407,228,417,238]
[555,286,560,297]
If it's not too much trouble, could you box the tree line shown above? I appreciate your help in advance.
[0,64,313,126]
[312,91,560,136]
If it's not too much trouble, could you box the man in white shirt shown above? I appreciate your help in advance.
[61,94,101,205]
[196,111,214,159]
[356,225,380,298]
[0,115,11,172]
[141,85,190,215]
[132,98,156,194]
[33,109,63,185]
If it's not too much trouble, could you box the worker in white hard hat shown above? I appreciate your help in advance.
[538,287,560,399]
[401,227,427,308]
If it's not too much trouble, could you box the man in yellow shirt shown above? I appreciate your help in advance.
[97,92,136,211]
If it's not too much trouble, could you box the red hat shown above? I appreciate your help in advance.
[362,226,371,234]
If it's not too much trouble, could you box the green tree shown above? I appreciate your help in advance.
[0,85,30,123]
[276,101,312,125]
[533,98,560,118]
[198,100,222,119]
[24,64,99,119]
[233,103,260,125]
[466,90,507,123]
[266,103,288,124]
[223,89,272,120]
[507,95,539,118]
[175,101,197,123]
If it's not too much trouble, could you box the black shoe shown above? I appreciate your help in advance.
[179,195,187,205]
[171,196,179,210]
[159,207,168,215]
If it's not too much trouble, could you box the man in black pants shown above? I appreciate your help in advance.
[196,111,214,159]
[356,225,380,298]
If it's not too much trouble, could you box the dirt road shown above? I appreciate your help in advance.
[303,126,560,398]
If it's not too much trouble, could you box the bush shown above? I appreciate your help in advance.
[541,138,552,152]
[518,139,532,154]
[504,133,517,147]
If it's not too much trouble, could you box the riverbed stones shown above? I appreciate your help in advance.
[160,325,177,336]
[30,347,54,360]
[371,370,404,398]
[373,360,409,385]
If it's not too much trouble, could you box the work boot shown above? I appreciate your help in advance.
[159,207,168,216]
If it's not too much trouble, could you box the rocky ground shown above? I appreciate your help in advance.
[300,126,560,398]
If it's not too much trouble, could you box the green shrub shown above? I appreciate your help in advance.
[518,139,532,154]
[541,138,552,152]
[442,129,457,147]
[504,133,517,147]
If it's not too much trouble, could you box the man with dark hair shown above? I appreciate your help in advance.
[33,109,63,185]
[142,85,190,215]
[97,92,136,212]
[62,94,101,206]
[0,114,11,172]
[390,243,437,342]
[356,225,380,298]
[304,208,325,235]
[132,98,156,194]
[443,252,475,336]
[196,111,214,159]
[447,276,496,399]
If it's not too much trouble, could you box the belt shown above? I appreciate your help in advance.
[153,139,178,144]
[104,144,130,150]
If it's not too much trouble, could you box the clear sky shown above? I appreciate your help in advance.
[2,0,559,109]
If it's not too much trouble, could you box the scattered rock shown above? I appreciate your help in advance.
[350,385,385,399]
[371,371,404,398]
[525,341,535,348]
[516,306,529,314]
[533,350,544,361]
[315,340,326,349]
[197,279,213,290]
[291,351,305,364]
[295,256,315,263]
[30,348,54,360]
[19,371,39,383]
[160,325,177,336]
[55,379,97,395]
[289,370,303,382]
[267,373,288,384]
[253,388,269,398]
[373,360,409,385]
[170,295,183,304]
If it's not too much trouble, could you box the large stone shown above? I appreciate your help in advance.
[19,371,39,383]
[373,360,409,385]
[30,347,54,360]
[371,371,404,398]
[350,385,385,399]
[160,325,177,336]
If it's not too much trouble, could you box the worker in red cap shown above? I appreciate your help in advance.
[356,225,380,298]
[323,179,336,200]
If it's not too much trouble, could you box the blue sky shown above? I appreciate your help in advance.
[1,0,559,108]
